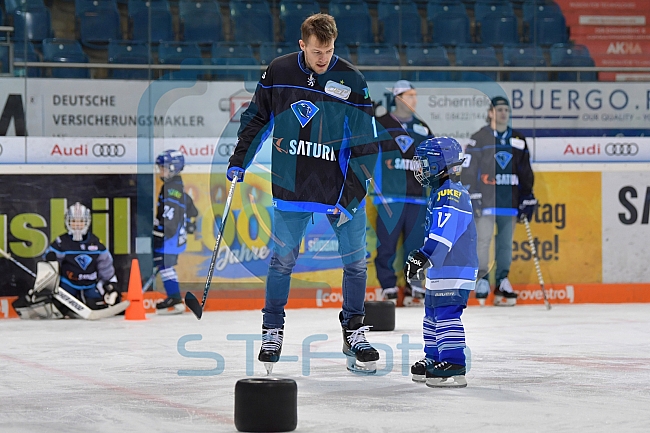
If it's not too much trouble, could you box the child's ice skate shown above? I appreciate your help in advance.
[381,287,398,304]
[411,357,436,383]
[403,286,425,307]
[425,361,467,388]
[475,278,490,306]
[156,297,185,315]
[341,313,379,374]
[258,326,284,375]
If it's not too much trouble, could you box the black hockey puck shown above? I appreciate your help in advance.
[363,300,395,331]
[234,378,297,432]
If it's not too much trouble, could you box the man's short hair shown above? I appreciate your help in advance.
[301,13,338,44]
[490,96,509,108]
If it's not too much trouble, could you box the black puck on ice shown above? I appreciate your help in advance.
[363,301,395,331]
[234,378,297,432]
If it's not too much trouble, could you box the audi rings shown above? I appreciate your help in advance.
[218,143,236,157]
[0,144,3,156]
[605,142,638,156]
[93,143,126,157]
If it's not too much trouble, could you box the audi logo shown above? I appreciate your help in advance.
[218,143,236,157]
[605,142,638,156]
[93,143,126,157]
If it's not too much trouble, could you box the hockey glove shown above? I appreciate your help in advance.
[404,250,432,283]
[186,219,197,234]
[97,281,118,306]
[469,192,483,218]
[227,166,245,182]
[517,194,538,223]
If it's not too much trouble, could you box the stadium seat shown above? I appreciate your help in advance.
[426,3,471,46]
[356,43,401,81]
[550,43,597,81]
[179,0,224,45]
[108,40,151,79]
[77,0,121,49]
[404,44,451,81]
[12,41,41,77]
[502,44,547,81]
[5,0,46,14]
[158,41,204,80]
[211,42,260,81]
[42,38,90,78]
[523,1,567,45]
[328,0,373,46]
[230,1,274,44]
[279,0,321,43]
[455,44,499,81]
[74,0,117,17]
[0,44,10,74]
[128,0,174,43]
[474,1,519,45]
[377,0,422,45]
[259,42,296,65]
[11,5,53,44]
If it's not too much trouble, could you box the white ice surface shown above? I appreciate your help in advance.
[1,303,650,433]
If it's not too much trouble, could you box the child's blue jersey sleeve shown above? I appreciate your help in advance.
[422,180,474,268]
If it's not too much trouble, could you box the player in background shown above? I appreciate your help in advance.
[48,202,118,312]
[373,80,433,306]
[153,150,199,315]
[404,137,478,388]
[461,96,536,306]
[227,14,383,374]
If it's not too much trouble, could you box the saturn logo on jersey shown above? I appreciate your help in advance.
[385,158,420,171]
[291,100,319,127]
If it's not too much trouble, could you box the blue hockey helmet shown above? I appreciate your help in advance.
[155,149,185,180]
[413,137,464,187]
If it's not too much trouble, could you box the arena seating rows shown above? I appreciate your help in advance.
[0,0,613,81]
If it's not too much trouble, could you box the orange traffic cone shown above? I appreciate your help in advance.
[125,258,147,320]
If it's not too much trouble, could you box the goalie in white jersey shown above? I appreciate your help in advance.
[404,137,478,388]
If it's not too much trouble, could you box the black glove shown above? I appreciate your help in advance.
[517,193,538,223]
[186,219,197,234]
[404,250,431,283]
[469,192,483,218]
[99,282,118,306]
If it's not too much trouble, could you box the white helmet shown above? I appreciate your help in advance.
[65,202,91,241]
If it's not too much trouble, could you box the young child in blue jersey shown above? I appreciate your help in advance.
[153,150,198,315]
[404,137,479,388]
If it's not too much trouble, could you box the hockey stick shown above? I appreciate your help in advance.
[142,267,159,293]
[523,216,551,310]
[0,247,130,320]
[185,174,238,319]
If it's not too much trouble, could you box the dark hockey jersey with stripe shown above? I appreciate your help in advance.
[461,125,534,214]
[154,175,198,255]
[46,233,115,292]
[228,51,384,219]
[372,112,433,204]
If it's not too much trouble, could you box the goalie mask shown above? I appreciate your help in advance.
[65,202,91,241]
[413,137,464,187]
[155,149,185,181]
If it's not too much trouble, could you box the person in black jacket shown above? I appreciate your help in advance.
[461,96,537,307]
[373,80,433,306]
[227,13,384,375]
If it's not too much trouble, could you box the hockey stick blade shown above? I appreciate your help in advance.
[523,216,552,310]
[184,292,203,319]
[185,174,239,320]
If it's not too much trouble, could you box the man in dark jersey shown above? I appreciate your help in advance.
[373,80,434,307]
[227,13,384,375]
[461,96,536,307]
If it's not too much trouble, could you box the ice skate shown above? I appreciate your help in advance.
[381,287,398,304]
[411,357,436,383]
[156,297,185,315]
[475,279,490,306]
[493,278,517,306]
[258,326,283,375]
[403,286,425,307]
[425,361,467,388]
[341,313,379,374]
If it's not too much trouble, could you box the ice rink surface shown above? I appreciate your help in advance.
[2,303,649,433]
